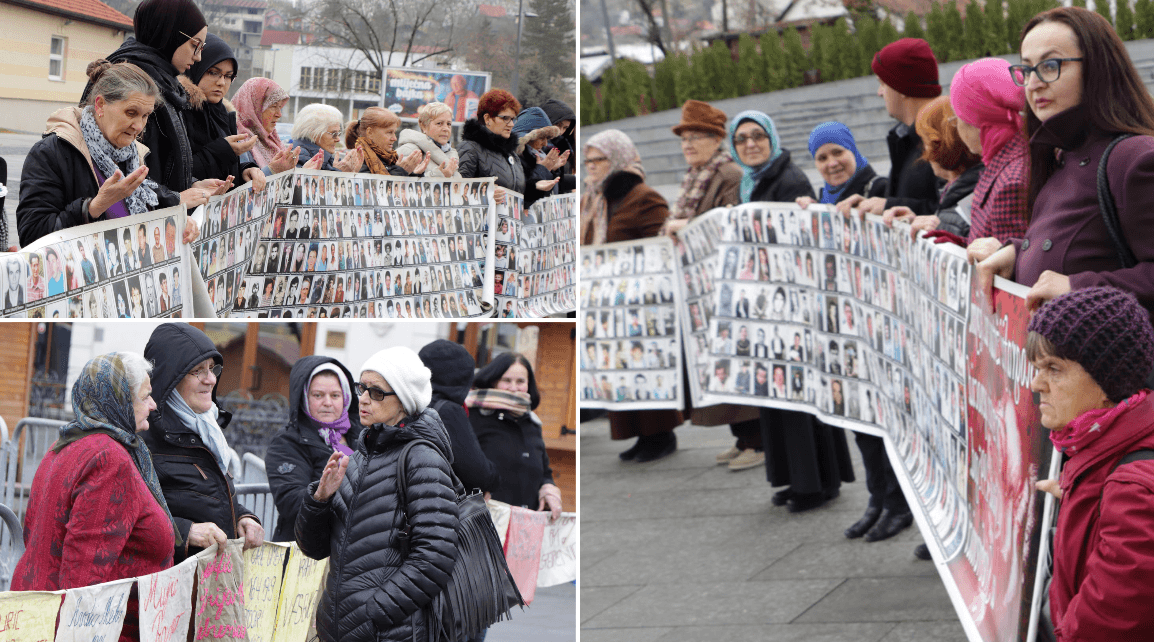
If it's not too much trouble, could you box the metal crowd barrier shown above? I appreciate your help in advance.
[0,503,21,592]
[234,482,279,534]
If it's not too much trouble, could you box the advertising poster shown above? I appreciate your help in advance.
[382,67,490,122]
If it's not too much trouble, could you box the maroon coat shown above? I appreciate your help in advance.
[1012,107,1154,311]
[1051,393,1154,641]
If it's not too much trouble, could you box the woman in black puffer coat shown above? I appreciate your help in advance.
[297,346,458,642]
[265,354,362,542]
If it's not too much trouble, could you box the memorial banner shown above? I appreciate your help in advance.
[55,577,133,642]
[0,590,61,642]
[674,209,725,405]
[505,192,577,317]
[579,236,682,410]
[138,555,197,642]
[194,541,247,641]
[271,543,327,642]
[1,204,194,318]
[243,542,291,642]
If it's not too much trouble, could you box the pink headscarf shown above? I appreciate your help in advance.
[233,77,289,167]
[950,58,1026,165]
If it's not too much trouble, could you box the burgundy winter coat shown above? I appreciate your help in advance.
[1050,393,1154,641]
[1011,106,1154,312]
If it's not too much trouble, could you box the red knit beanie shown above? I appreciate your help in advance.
[871,38,942,98]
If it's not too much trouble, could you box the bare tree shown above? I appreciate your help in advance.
[307,0,459,78]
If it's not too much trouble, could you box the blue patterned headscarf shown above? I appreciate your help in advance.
[728,110,783,203]
[808,121,871,204]
[54,353,182,546]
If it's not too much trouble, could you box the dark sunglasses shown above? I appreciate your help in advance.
[355,382,397,401]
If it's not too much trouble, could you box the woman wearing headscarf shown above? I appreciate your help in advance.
[233,77,305,174]
[178,33,265,191]
[266,355,362,542]
[581,130,684,461]
[142,323,264,561]
[513,106,566,208]
[661,100,742,237]
[728,110,815,204]
[296,347,459,642]
[13,352,176,642]
[798,121,888,207]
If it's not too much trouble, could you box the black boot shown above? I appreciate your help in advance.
[845,505,883,539]
[635,432,677,463]
[771,488,794,506]
[618,438,644,461]
[864,510,913,542]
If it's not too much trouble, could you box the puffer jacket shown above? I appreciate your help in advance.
[17,107,181,245]
[394,128,462,178]
[141,323,257,562]
[458,118,526,194]
[418,340,499,493]
[296,408,459,642]
[265,355,363,542]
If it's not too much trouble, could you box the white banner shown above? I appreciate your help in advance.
[138,555,197,642]
[55,577,134,642]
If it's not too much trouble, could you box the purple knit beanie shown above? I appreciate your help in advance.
[1028,287,1154,401]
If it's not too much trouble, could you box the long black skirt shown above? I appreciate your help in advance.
[760,408,855,494]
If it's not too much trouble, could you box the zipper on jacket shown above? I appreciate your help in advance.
[193,463,208,480]
[332,445,373,640]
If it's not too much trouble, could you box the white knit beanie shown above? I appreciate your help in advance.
[360,346,432,416]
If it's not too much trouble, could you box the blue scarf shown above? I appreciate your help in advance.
[728,110,783,203]
[808,121,870,204]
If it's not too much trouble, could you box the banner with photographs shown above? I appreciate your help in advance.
[492,191,525,318]
[506,192,577,318]
[579,236,682,410]
[674,210,724,405]
[1,204,193,318]
[232,169,496,319]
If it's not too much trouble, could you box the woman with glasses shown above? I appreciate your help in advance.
[728,110,814,205]
[179,34,266,192]
[296,347,459,642]
[395,101,463,177]
[142,323,265,561]
[459,89,526,203]
[974,6,1154,316]
[660,100,742,237]
[291,104,365,173]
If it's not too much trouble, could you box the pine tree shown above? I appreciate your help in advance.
[704,40,739,99]
[903,11,926,39]
[962,0,987,58]
[877,15,901,50]
[1117,0,1136,38]
[783,27,808,88]
[856,16,881,67]
[926,1,950,61]
[579,74,603,126]
[1094,0,1113,26]
[760,30,787,92]
[984,0,1008,55]
[685,46,713,100]
[736,32,761,94]
[838,18,867,78]
[522,0,576,83]
[1071,0,1086,8]
[652,55,679,111]
[943,0,965,61]
[1136,0,1154,37]
[600,60,652,121]
[808,23,830,82]
[1006,0,1033,51]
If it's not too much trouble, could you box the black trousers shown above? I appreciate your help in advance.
[729,418,763,450]
[761,408,854,495]
[854,432,908,513]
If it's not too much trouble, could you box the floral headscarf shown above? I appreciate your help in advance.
[233,77,289,167]
[581,129,645,245]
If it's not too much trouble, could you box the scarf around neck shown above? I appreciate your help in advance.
[359,136,398,175]
[1050,389,1149,455]
[168,388,235,473]
[303,363,354,456]
[465,387,538,425]
[673,147,733,220]
[79,107,160,215]
[581,129,646,245]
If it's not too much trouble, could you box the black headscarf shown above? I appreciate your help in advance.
[186,34,237,140]
[134,0,207,63]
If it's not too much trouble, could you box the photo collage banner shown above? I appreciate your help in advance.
[505,192,578,318]
[578,236,682,410]
[1,204,194,318]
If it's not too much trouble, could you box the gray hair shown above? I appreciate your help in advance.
[417,102,452,130]
[118,351,154,396]
[83,60,160,108]
[292,103,344,145]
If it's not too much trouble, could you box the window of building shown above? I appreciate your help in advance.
[48,36,65,81]
[244,20,261,33]
[368,72,381,93]
[326,68,339,91]
[299,66,312,90]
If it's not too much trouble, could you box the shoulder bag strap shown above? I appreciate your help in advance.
[1111,449,1154,474]
[1097,133,1138,269]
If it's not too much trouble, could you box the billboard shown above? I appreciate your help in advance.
[382,67,491,123]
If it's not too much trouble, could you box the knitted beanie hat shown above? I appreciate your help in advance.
[360,346,432,415]
[871,38,942,98]
[1028,287,1154,402]
[672,100,728,138]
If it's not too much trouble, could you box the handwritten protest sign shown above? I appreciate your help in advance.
[194,541,247,641]
[271,544,327,642]
[0,590,61,642]
[536,514,577,588]
[55,577,133,642]
[487,499,512,547]
[504,506,547,605]
[138,555,197,642]
[243,543,290,642]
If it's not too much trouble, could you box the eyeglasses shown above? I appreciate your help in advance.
[177,31,206,56]
[187,364,223,382]
[355,382,397,401]
[1008,58,1083,87]
[680,134,713,145]
[584,156,609,166]
[325,130,341,139]
[203,68,237,81]
[493,114,516,123]
[733,131,769,146]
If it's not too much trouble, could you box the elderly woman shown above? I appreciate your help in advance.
[1027,287,1154,639]
[581,129,684,462]
[296,347,459,642]
[13,352,175,641]
[459,89,525,203]
[266,355,362,542]
[394,102,462,177]
[178,34,265,191]
[291,103,363,173]
[797,122,888,208]
[661,100,742,236]
[142,323,264,561]
[234,77,309,174]
[345,106,428,176]
[18,61,208,246]
[513,106,568,208]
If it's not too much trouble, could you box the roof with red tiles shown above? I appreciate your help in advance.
[260,29,300,46]
[5,0,133,29]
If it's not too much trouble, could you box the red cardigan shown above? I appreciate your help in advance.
[1051,394,1154,641]
[12,433,175,641]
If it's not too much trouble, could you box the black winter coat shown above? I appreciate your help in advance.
[747,149,816,203]
[539,98,575,175]
[935,163,984,238]
[81,38,196,192]
[470,409,553,508]
[178,76,259,185]
[266,354,363,542]
[458,119,526,195]
[883,122,942,216]
[296,409,459,642]
[142,323,256,562]
[295,137,339,172]
[418,339,499,494]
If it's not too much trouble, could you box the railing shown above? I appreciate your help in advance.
[0,503,21,592]
[234,482,278,534]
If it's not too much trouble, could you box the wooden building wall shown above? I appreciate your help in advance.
[0,325,34,434]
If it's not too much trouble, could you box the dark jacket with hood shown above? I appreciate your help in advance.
[539,98,576,177]
[141,323,256,562]
[296,408,459,642]
[458,118,526,195]
[178,35,259,186]
[469,399,554,509]
[747,149,816,203]
[418,340,499,493]
[265,355,363,542]
[81,38,196,192]
[934,163,983,238]
[883,122,942,216]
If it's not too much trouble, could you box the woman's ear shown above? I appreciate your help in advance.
[93,95,105,118]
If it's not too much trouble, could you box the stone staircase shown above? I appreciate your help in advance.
[585,38,1154,188]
